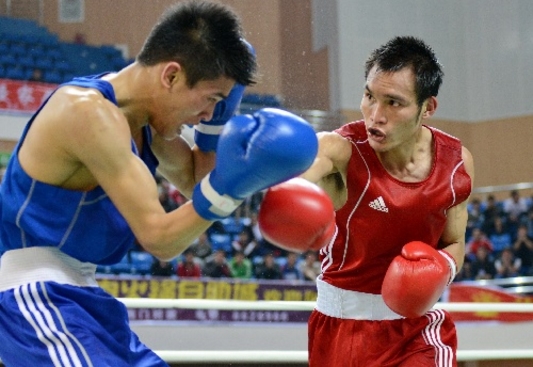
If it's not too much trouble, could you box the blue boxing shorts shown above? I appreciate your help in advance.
[0,247,168,367]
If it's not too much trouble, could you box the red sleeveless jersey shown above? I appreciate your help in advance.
[320,121,471,294]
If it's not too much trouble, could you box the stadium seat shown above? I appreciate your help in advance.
[18,55,36,69]
[43,69,62,84]
[210,233,232,253]
[35,58,53,71]
[0,54,17,67]
[220,217,245,235]
[5,66,25,81]
[109,254,133,274]
[130,251,154,275]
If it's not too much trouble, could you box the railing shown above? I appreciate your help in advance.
[461,276,533,295]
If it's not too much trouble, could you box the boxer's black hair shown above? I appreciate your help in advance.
[364,36,443,106]
[138,0,256,88]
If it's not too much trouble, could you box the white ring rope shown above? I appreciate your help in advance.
[118,298,533,363]
[119,298,533,313]
[153,350,533,363]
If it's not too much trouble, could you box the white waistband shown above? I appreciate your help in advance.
[315,278,403,320]
[0,247,98,291]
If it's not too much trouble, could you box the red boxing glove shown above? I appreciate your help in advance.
[258,177,336,252]
[381,241,457,318]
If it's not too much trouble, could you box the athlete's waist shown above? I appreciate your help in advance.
[315,277,403,320]
[0,247,98,291]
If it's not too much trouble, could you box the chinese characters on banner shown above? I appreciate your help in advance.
[0,78,57,114]
[97,275,316,323]
[96,275,533,324]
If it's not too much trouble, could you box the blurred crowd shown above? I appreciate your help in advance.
[139,175,322,283]
[457,189,533,281]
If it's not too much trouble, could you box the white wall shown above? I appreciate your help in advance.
[0,114,29,141]
[131,320,533,352]
[324,0,533,122]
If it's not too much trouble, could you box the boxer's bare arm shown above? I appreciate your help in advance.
[300,131,351,209]
[19,87,212,260]
[151,133,215,199]
[438,145,475,271]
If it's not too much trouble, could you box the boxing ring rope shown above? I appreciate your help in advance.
[118,298,533,363]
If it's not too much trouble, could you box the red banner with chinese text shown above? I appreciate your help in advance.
[448,283,533,322]
[0,78,57,114]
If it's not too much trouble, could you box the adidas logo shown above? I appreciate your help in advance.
[369,196,388,213]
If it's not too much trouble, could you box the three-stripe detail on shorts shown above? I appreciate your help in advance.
[14,282,93,367]
[423,309,453,366]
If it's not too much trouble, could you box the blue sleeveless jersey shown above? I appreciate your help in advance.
[0,75,159,265]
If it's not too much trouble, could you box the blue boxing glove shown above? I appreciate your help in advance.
[194,40,256,152]
[193,108,318,220]
[194,83,245,152]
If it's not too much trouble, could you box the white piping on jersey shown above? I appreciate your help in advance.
[15,282,93,366]
[15,178,37,248]
[59,192,87,250]
[332,139,371,272]
[59,192,109,250]
[423,309,454,366]
[320,225,338,272]
[444,161,464,215]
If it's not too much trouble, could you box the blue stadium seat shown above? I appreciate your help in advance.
[9,43,26,56]
[43,69,62,84]
[109,254,133,274]
[28,45,46,59]
[35,58,53,71]
[46,47,63,60]
[130,251,154,275]
[210,233,232,253]
[54,59,72,73]
[0,43,8,55]
[0,54,17,67]
[220,217,245,235]
[18,55,36,69]
[5,66,25,80]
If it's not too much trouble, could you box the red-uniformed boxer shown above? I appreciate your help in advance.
[259,36,474,366]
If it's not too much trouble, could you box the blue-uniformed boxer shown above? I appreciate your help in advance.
[0,1,318,366]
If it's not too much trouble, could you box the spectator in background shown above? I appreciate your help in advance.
[494,248,521,279]
[489,216,512,256]
[512,224,533,276]
[470,246,497,280]
[29,68,43,82]
[503,190,528,236]
[454,256,473,282]
[229,251,252,279]
[466,227,493,261]
[281,252,302,281]
[231,230,261,258]
[156,175,179,212]
[150,257,175,277]
[254,253,282,280]
[189,232,213,264]
[203,250,231,278]
[466,198,484,240]
[176,248,202,278]
[482,195,504,236]
[248,212,264,244]
[525,205,533,239]
[299,251,321,283]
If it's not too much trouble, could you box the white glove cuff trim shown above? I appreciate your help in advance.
[438,250,457,286]
[195,123,224,135]
[200,174,242,217]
